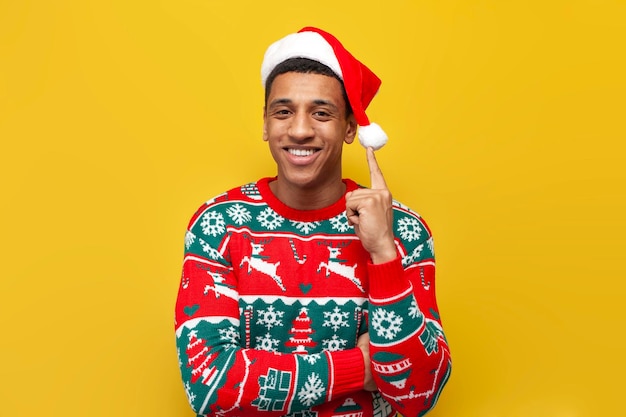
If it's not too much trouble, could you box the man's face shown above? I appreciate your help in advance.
[263,72,357,191]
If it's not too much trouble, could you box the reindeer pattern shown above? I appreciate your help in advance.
[316,242,364,293]
[235,234,367,296]
[185,182,432,299]
[239,237,286,291]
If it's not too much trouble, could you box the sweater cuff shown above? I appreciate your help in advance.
[327,348,365,397]
[367,255,410,299]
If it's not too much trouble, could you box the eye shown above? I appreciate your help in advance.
[272,109,292,118]
[313,111,331,119]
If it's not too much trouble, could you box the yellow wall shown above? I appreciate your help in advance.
[1,1,624,415]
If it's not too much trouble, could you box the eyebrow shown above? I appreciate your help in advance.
[312,99,339,111]
[268,98,339,111]
[268,98,292,108]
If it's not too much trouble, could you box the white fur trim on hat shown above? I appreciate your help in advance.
[261,32,343,85]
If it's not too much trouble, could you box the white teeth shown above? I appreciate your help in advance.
[288,148,315,157]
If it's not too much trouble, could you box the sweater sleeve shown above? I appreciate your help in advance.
[174,203,365,416]
[366,214,452,416]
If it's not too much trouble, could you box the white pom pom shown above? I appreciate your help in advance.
[357,123,388,150]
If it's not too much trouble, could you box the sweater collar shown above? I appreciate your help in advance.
[256,177,360,222]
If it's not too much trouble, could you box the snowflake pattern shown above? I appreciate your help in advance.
[329,213,352,233]
[184,381,197,403]
[199,238,223,260]
[226,203,252,225]
[427,236,435,255]
[297,373,325,407]
[397,217,422,242]
[257,306,285,330]
[256,332,280,352]
[218,325,240,347]
[323,306,350,332]
[185,231,196,249]
[371,308,404,340]
[408,298,422,319]
[201,211,226,237]
[300,353,322,365]
[290,220,321,235]
[402,243,424,267]
[322,334,347,352]
[257,208,285,230]
[372,391,394,417]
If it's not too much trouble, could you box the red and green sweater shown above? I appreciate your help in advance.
[175,177,451,417]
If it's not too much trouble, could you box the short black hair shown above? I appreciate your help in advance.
[264,57,352,117]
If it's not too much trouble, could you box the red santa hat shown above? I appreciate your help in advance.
[261,26,388,150]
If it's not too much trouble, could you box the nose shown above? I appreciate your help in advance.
[288,112,314,141]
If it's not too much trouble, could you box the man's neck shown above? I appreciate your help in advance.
[269,178,346,211]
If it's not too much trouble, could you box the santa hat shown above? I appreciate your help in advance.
[261,27,388,150]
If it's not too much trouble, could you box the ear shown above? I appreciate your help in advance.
[262,106,268,141]
[344,114,357,144]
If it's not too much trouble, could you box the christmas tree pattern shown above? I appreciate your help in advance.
[285,308,317,354]
[186,330,218,386]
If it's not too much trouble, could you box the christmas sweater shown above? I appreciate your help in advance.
[175,177,451,417]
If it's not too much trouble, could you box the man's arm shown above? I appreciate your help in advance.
[346,148,452,415]
[366,245,451,415]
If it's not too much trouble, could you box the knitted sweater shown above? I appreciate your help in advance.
[175,177,451,417]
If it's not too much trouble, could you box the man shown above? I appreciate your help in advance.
[175,27,451,417]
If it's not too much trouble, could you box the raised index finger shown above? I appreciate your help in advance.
[366,147,388,190]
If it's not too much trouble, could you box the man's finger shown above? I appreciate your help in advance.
[367,147,388,190]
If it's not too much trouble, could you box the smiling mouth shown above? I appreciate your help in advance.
[287,148,318,157]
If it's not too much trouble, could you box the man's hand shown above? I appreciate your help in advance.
[345,147,397,264]
[357,332,377,392]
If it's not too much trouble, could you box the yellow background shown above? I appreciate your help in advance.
[1,1,624,416]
